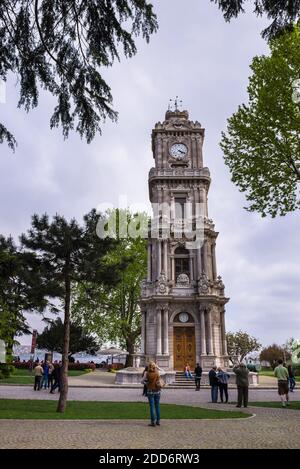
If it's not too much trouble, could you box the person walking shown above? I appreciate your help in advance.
[142,365,148,397]
[184,363,193,380]
[50,363,61,394]
[194,363,202,391]
[217,367,230,403]
[146,361,161,427]
[287,364,296,393]
[33,362,43,391]
[233,363,249,408]
[274,359,289,407]
[208,366,219,403]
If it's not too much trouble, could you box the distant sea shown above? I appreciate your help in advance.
[13,346,115,364]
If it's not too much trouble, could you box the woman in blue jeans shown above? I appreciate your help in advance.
[146,361,161,426]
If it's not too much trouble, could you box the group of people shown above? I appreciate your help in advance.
[33,360,62,393]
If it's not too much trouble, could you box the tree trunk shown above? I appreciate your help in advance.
[125,340,135,367]
[57,268,71,413]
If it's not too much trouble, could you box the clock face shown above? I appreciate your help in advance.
[179,312,189,323]
[170,143,188,159]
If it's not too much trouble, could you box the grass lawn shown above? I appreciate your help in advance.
[259,371,300,382]
[251,401,300,410]
[0,399,250,420]
[0,368,89,384]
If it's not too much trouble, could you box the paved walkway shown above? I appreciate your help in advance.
[0,386,299,449]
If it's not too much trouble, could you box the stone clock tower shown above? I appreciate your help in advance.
[139,105,229,371]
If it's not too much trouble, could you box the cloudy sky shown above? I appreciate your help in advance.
[1,1,299,347]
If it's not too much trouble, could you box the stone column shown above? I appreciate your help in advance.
[163,240,168,275]
[147,241,152,282]
[189,254,194,281]
[141,310,146,354]
[163,308,169,355]
[191,138,197,169]
[196,137,203,167]
[207,307,214,355]
[157,136,163,169]
[157,239,161,278]
[171,255,175,283]
[203,240,208,276]
[196,248,202,279]
[156,308,162,355]
[212,241,217,280]
[207,239,213,280]
[221,309,228,355]
[162,137,168,168]
[200,307,207,355]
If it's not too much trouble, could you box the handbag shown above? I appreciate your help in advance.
[155,377,165,390]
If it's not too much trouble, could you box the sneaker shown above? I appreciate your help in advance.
[148,423,155,427]
[236,405,241,408]
[156,422,160,426]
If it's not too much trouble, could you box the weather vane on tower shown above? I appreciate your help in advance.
[168,96,183,111]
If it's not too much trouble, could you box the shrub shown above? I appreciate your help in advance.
[0,363,14,379]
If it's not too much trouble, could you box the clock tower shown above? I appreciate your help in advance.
[139,105,229,370]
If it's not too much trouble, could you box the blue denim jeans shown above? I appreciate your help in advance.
[289,377,296,391]
[147,391,161,423]
[211,385,218,403]
[185,371,193,379]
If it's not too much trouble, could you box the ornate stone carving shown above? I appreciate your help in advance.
[216,275,225,295]
[176,273,189,286]
[198,272,210,294]
[156,272,168,295]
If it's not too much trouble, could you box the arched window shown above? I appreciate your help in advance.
[174,246,189,278]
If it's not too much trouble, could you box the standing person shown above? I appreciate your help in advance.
[40,361,49,390]
[274,359,289,407]
[233,363,249,408]
[48,362,54,389]
[208,366,219,403]
[184,363,193,380]
[142,365,148,397]
[33,362,43,391]
[194,363,202,391]
[217,367,230,403]
[287,364,296,393]
[146,361,161,427]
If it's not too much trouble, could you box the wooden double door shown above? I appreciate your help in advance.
[173,327,196,371]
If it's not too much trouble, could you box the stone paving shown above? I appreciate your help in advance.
[0,385,299,449]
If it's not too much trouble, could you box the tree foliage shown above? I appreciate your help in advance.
[21,209,123,412]
[259,343,291,368]
[0,0,158,150]
[72,209,147,367]
[226,330,261,364]
[212,0,300,39]
[221,24,300,217]
[37,317,99,356]
[0,235,52,362]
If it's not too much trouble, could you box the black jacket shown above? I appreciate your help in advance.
[208,369,219,386]
[194,365,202,378]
